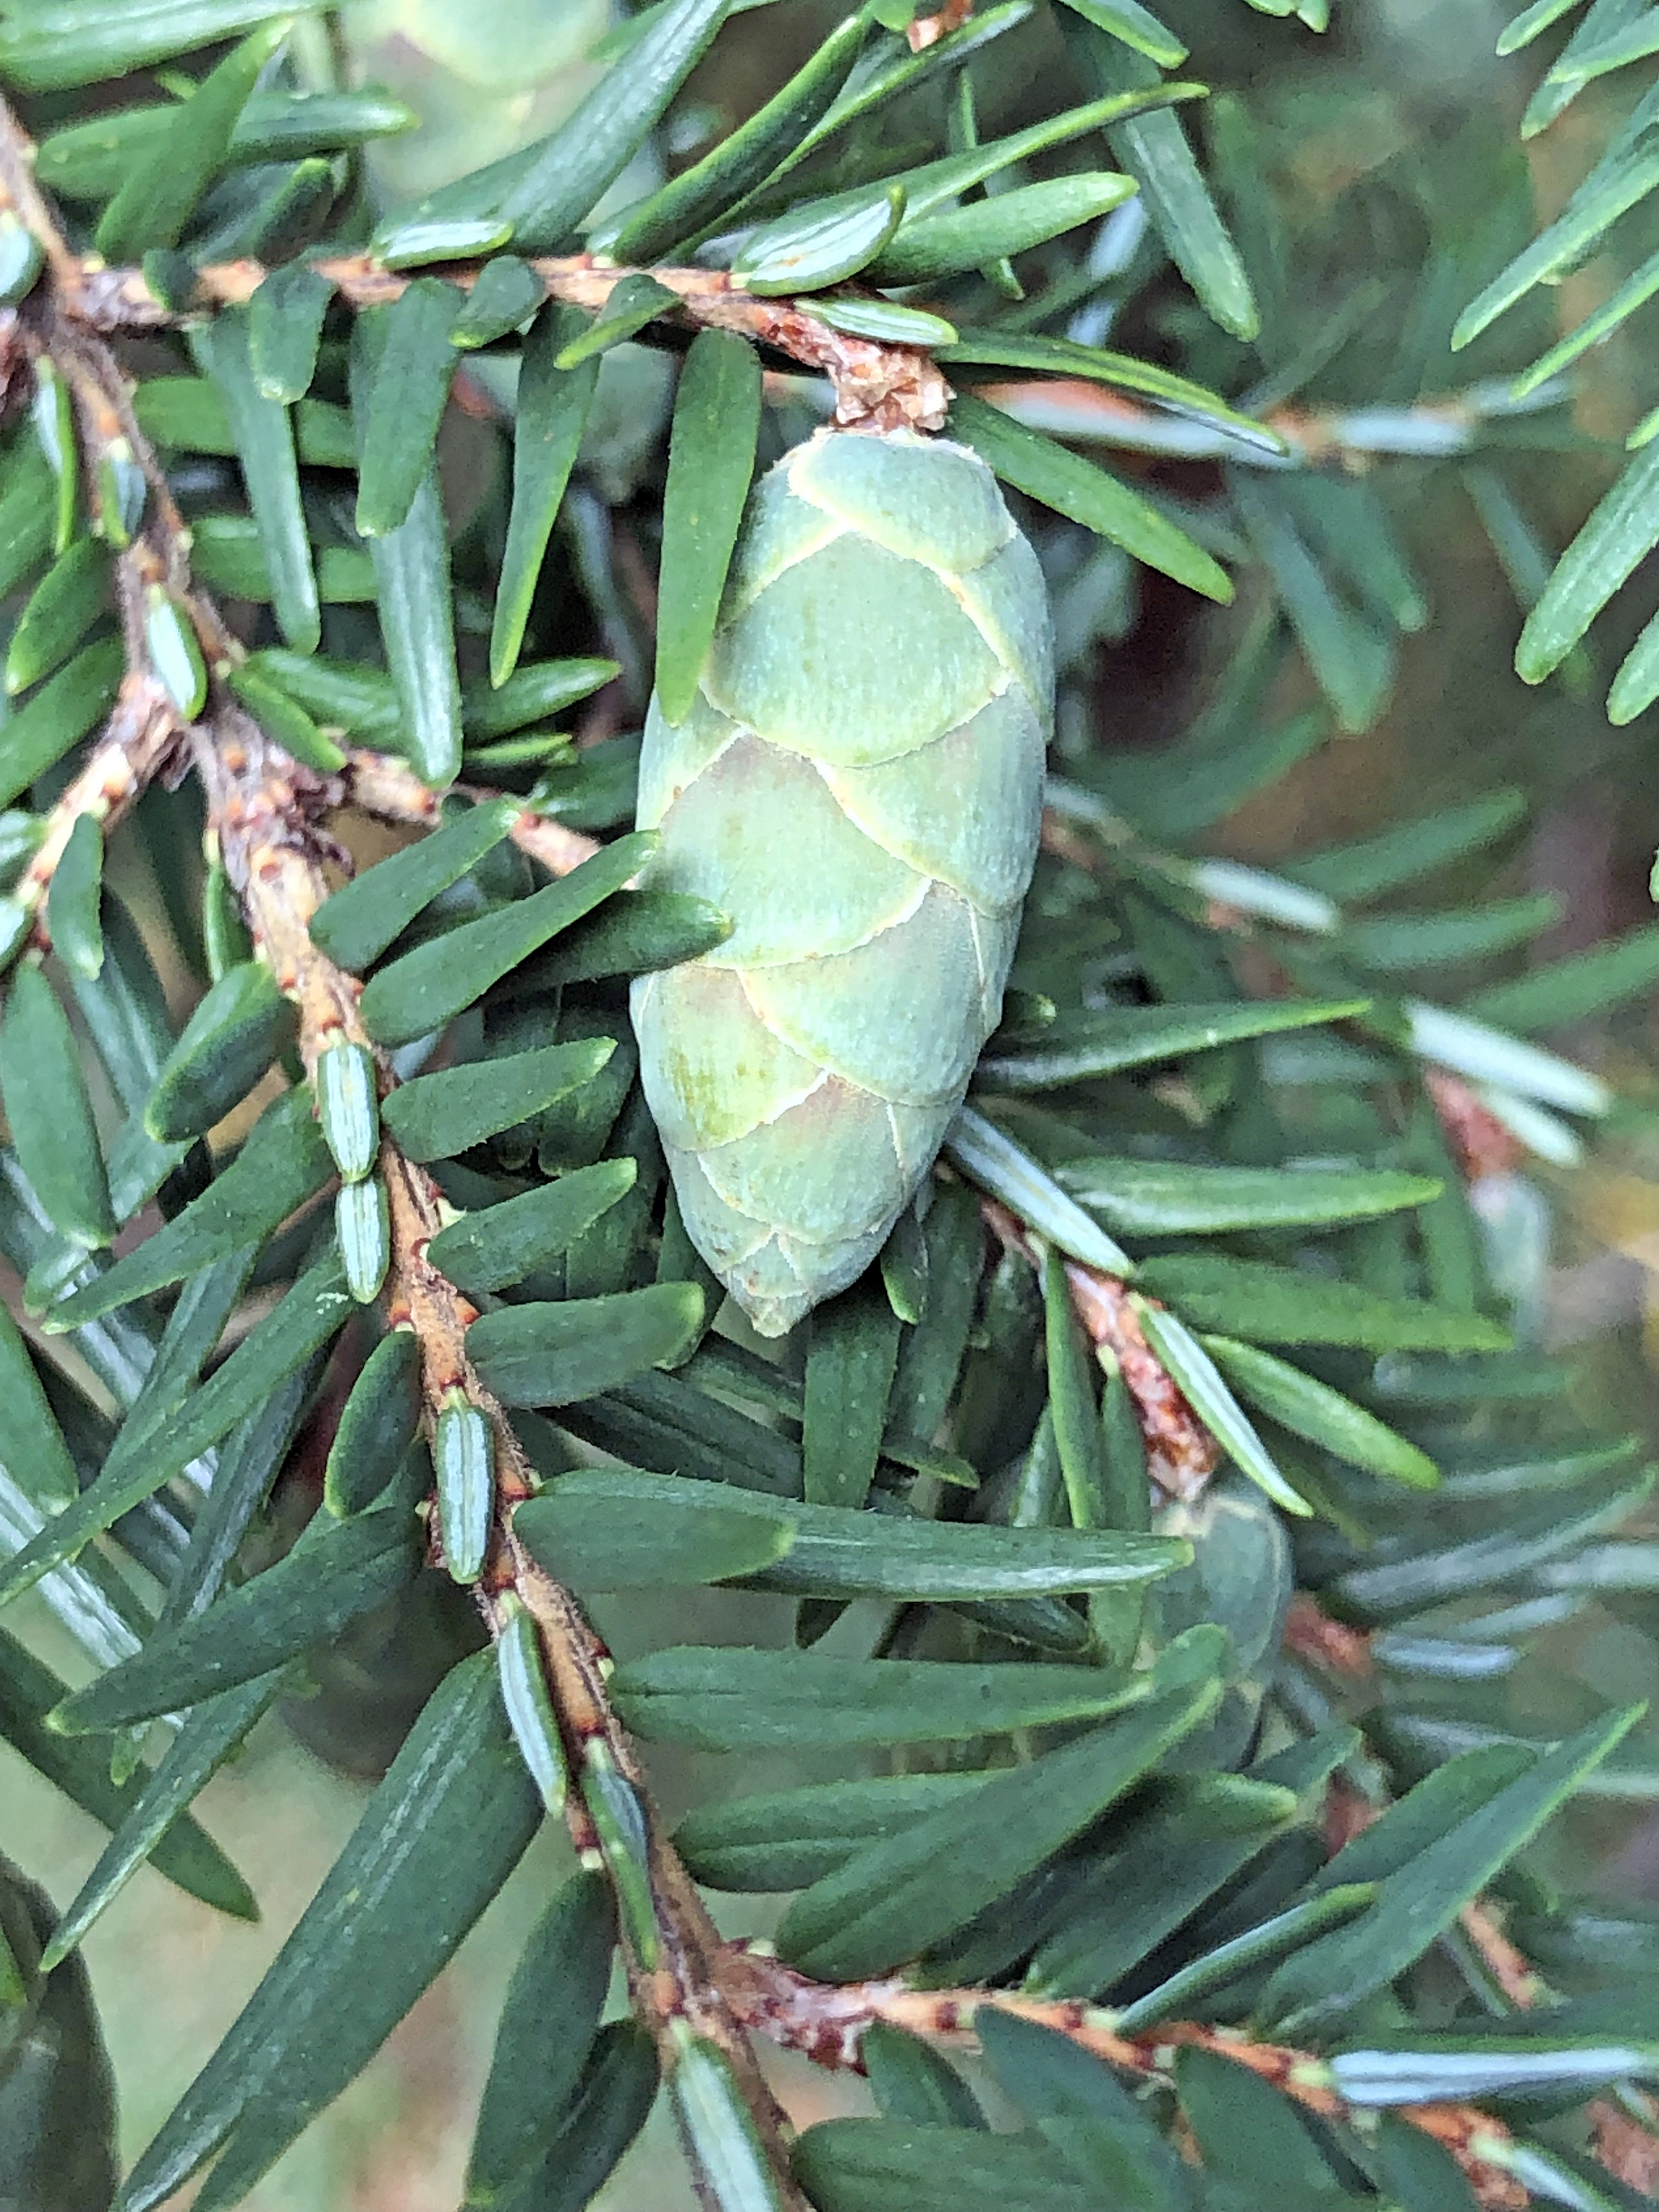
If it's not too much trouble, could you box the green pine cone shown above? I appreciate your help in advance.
[632,425,1053,1337]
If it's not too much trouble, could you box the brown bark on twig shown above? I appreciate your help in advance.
[3,82,1644,2212]
[13,674,181,946]
[206,711,802,2194]
[907,0,976,49]
[342,749,605,877]
[979,1194,1220,1498]
[0,90,807,2210]
[975,374,1538,468]
[58,250,951,435]
[1425,1068,1526,1183]
[1591,2097,1659,2195]
[1458,1899,1545,2011]
[1062,1257,1221,1500]
[1283,1591,1374,1680]
[46,249,1523,464]
[716,1949,1529,2212]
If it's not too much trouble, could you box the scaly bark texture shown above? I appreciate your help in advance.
[633,426,1053,1333]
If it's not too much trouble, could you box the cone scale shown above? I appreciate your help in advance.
[633,425,1053,1335]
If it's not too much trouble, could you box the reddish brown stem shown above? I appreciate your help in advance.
[12,674,180,949]
[342,749,604,876]
[978,1194,1220,1499]
[716,1950,1530,2212]
[0,84,805,2206]
[58,251,950,435]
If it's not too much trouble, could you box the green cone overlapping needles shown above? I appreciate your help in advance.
[632,426,1052,1335]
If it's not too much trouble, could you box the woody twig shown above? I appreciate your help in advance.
[1,76,1640,2212]
[715,1949,1531,2212]
[979,1193,1220,1499]
[7,672,181,954]
[0,87,808,2212]
[47,250,1549,464]
[58,249,951,436]
[341,747,605,878]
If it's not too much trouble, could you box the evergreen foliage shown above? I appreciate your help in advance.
[0,5,1655,2209]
